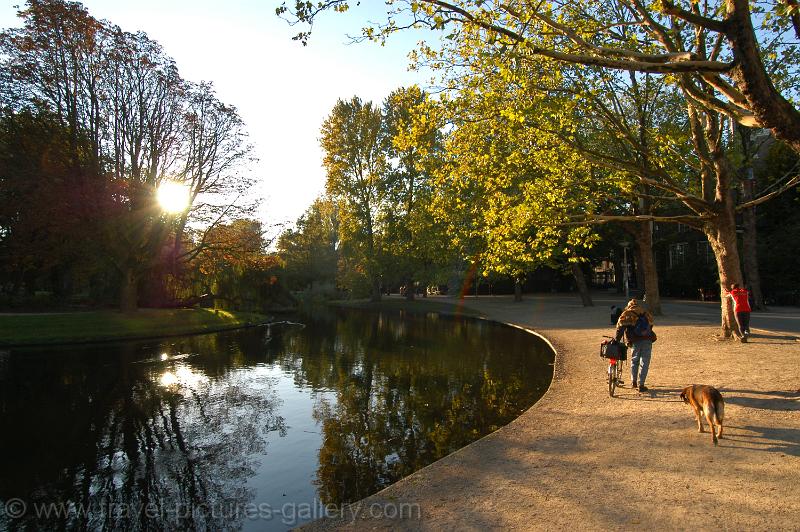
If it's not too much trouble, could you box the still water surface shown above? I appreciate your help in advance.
[0,307,553,530]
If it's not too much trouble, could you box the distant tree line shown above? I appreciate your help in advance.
[0,0,277,311]
[278,81,800,316]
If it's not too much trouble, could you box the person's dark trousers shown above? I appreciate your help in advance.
[736,311,751,335]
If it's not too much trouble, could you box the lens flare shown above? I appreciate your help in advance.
[157,181,190,213]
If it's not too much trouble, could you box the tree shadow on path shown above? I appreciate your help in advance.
[719,425,800,456]
[723,389,800,411]
[744,332,799,344]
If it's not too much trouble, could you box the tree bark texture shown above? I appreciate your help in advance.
[738,127,766,310]
[726,0,800,153]
[633,246,645,295]
[741,181,765,309]
[705,210,744,338]
[634,222,662,315]
[571,262,593,307]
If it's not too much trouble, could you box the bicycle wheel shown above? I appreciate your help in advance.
[607,361,617,397]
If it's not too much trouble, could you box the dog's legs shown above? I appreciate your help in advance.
[703,406,718,446]
[693,404,704,433]
[716,401,725,439]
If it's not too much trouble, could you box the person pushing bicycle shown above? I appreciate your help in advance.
[614,298,657,392]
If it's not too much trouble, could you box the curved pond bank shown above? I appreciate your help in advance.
[0,306,553,531]
[304,294,800,530]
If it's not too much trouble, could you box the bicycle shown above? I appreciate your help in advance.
[600,335,627,397]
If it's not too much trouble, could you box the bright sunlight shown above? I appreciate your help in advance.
[157,181,191,213]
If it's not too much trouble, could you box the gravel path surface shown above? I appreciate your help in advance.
[303,294,800,530]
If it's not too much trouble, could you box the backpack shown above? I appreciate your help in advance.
[633,314,651,337]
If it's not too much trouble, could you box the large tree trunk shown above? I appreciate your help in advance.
[688,100,745,339]
[634,222,662,315]
[120,266,138,313]
[634,246,646,295]
[738,127,766,310]
[570,262,593,307]
[741,184,765,309]
[514,278,523,302]
[370,278,382,303]
[705,213,744,338]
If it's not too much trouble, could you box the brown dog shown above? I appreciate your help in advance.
[679,385,725,446]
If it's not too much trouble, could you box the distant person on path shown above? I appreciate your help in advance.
[726,283,752,342]
[615,298,657,392]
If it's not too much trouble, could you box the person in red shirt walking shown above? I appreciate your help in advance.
[726,283,752,342]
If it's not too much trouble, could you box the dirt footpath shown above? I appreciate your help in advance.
[303,294,800,531]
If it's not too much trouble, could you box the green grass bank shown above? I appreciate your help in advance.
[0,308,270,347]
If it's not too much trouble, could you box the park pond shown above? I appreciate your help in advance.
[0,306,554,530]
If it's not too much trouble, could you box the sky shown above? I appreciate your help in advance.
[0,0,433,232]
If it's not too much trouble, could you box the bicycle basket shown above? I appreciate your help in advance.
[600,340,627,360]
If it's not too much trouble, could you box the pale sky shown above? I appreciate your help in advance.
[0,0,432,231]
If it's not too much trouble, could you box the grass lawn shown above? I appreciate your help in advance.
[331,297,484,317]
[0,308,269,346]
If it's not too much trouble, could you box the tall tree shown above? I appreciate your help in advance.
[428,87,602,306]
[320,96,388,301]
[177,82,255,258]
[381,86,443,300]
[102,28,185,311]
[735,125,766,309]
[1,0,254,310]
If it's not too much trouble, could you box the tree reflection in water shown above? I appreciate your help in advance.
[0,335,287,531]
[0,308,552,529]
[270,308,553,505]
